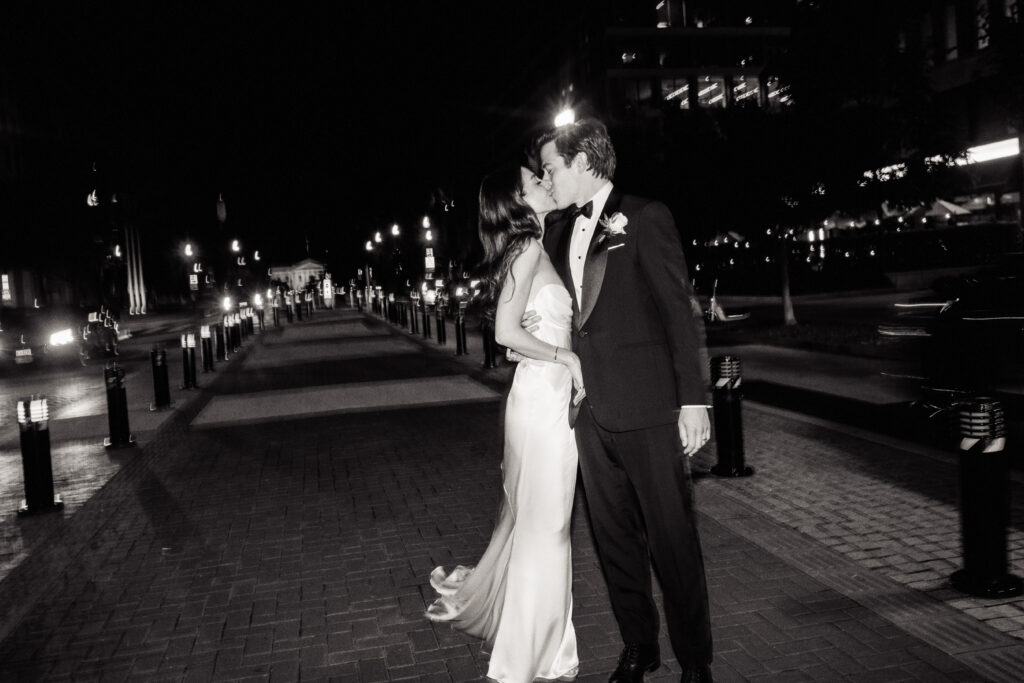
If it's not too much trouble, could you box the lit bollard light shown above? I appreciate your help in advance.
[200,325,214,372]
[216,321,229,361]
[436,303,447,345]
[951,398,1023,598]
[410,293,420,334]
[710,355,753,478]
[16,396,63,515]
[482,324,498,369]
[150,344,171,410]
[455,301,468,355]
[187,332,198,388]
[104,361,134,448]
[180,333,194,389]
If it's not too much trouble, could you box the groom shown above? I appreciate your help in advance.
[536,119,713,683]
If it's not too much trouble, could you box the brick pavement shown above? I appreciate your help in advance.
[0,305,1019,680]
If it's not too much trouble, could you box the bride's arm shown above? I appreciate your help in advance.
[493,240,581,384]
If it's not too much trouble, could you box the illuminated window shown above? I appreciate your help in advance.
[977,0,991,49]
[765,76,793,108]
[697,76,726,108]
[661,78,690,109]
[732,76,762,107]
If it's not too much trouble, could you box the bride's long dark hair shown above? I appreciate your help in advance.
[477,165,542,325]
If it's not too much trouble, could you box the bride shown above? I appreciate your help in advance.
[426,164,583,682]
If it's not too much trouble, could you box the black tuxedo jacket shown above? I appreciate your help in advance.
[543,189,708,432]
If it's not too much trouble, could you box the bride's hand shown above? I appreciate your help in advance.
[563,350,584,391]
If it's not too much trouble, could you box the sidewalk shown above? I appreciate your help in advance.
[0,305,1022,680]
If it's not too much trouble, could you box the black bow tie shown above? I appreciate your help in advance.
[565,201,593,222]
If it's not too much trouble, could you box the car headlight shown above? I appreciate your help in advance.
[49,328,75,346]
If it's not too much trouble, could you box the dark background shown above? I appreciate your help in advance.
[1,2,579,279]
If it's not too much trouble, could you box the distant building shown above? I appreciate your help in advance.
[585,1,795,123]
[268,258,325,290]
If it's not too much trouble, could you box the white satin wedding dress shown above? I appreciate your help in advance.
[427,281,579,683]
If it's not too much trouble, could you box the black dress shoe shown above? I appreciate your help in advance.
[680,664,713,683]
[608,642,660,683]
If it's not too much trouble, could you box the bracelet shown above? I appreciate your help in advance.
[554,347,559,362]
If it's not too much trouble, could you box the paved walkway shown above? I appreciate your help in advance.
[0,305,1023,681]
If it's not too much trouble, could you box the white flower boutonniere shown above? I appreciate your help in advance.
[597,212,628,246]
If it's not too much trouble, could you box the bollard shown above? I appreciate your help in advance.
[436,304,446,345]
[410,302,419,333]
[482,324,498,369]
[201,325,214,372]
[16,396,63,515]
[272,304,280,327]
[231,314,241,351]
[238,311,247,344]
[150,344,171,409]
[187,332,199,388]
[104,361,134,448]
[180,334,194,389]
[216,321,229,361]
[455,301,468,355]
[257,308,265,331]
[710,355,753,477]
[247,308,255,335]
[951,399,1023,598]
[423,305,432,339]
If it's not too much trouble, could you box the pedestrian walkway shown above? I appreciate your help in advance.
[0,305,1022,680]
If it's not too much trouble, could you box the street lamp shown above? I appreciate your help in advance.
[554,107,575,127]
[231,239,240,252]
[365,240,373,252]
[374,231,382,244]
[184,243,194,257]
[422,216,430,229]
[391,223,400,237]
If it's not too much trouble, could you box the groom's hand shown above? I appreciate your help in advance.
[678,406,711,456]
[520,309,541,334]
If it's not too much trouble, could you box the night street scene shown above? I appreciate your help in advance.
[2,1,1024,681]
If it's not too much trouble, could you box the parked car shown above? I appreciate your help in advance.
[0,306,91,369]
[878,255,1024,391]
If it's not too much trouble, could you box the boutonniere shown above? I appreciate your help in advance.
[597,212,628,245]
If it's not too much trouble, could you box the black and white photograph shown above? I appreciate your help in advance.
[1,1,1023,681]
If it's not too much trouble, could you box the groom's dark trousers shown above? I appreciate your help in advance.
[574,404,712,666]
[543,193,713,666]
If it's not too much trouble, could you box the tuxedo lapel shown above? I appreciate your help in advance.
[578,189,623,328]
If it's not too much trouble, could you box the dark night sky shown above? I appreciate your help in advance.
[4,2,582,271]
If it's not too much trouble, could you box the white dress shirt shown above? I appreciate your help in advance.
[568,182,614,309]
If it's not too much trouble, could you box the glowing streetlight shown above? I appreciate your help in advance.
[365,240,374,252]
[426,229,433,242]
[113,244,122,258]
[422,216,431,229]
[184,243,194,257]
[391,223,400,236]
[253,250,261,261]
[554,107,576,127]
[374,231,382,243]
[231,239,240,252]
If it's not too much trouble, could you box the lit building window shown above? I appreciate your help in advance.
[765,76,793,108]
[977,0,991,50]
[697,76,726,108]
[732,76,762,107]
[662,78,690,109]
